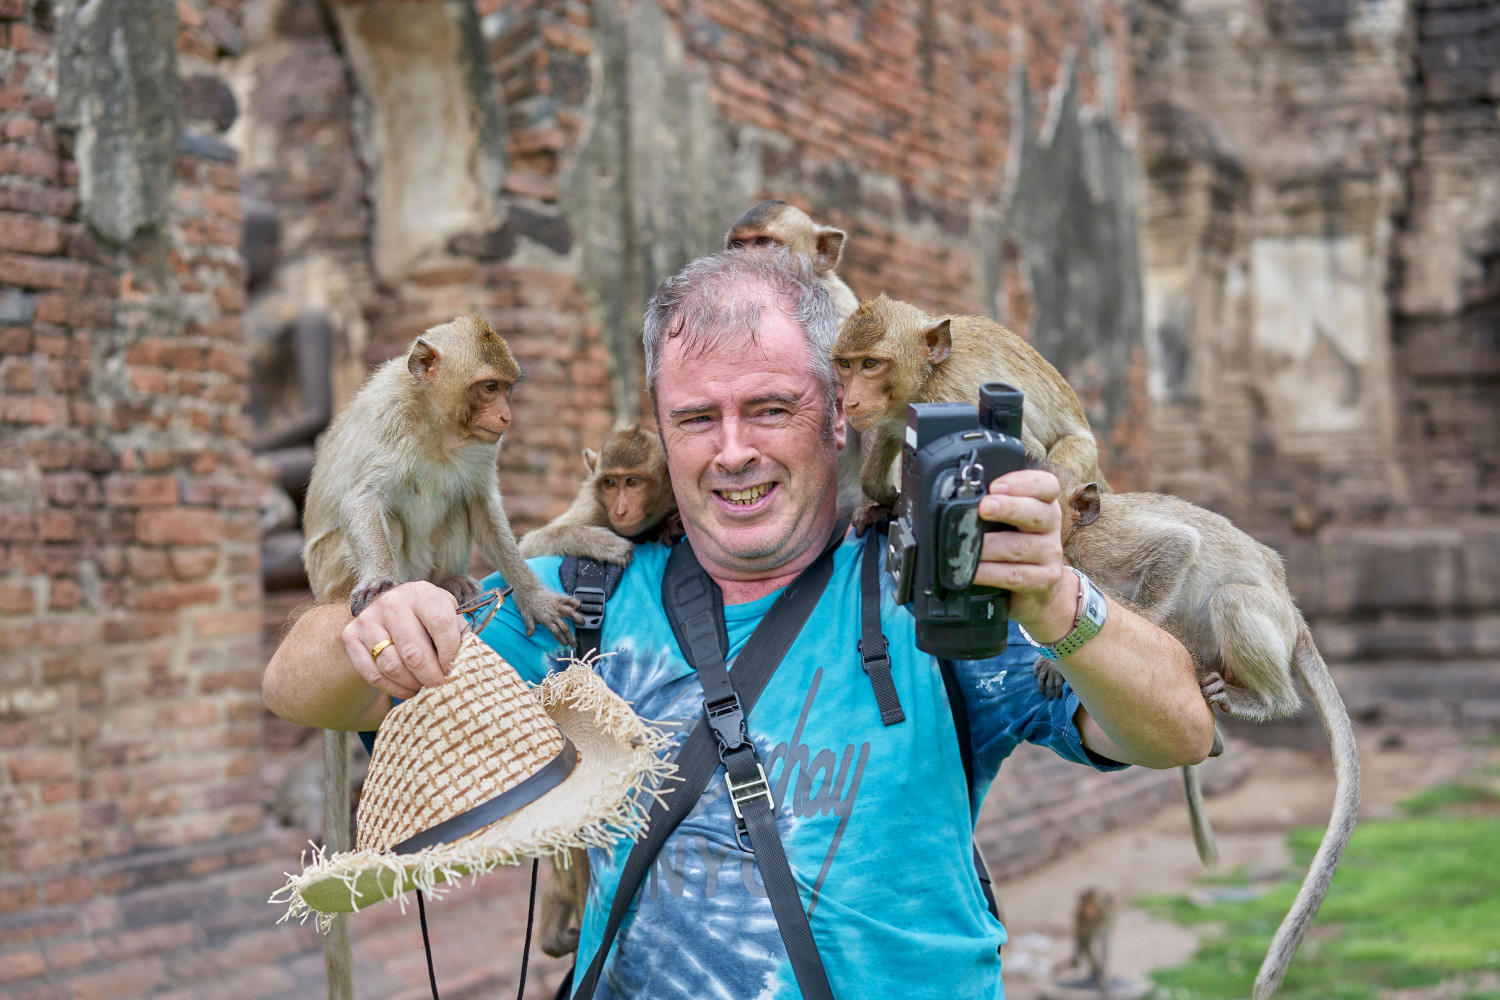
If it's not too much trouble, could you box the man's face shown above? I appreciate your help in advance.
[656,306,846,580]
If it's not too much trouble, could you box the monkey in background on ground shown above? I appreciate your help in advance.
[724,200,859,321]
[519,424,678,567]
[301,312,580,641]
[833,293,1109,528]
[1065,887,1115,989]
[1040,477,1361,1000]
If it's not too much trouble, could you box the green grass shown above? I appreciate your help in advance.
[1142,788,1500,1000]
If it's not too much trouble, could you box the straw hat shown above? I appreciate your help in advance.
[271,632,674,928]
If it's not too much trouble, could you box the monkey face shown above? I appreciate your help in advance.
[597,472,661,537]
[832,355,897,430]
[466,377,515,442]
[655,309,844,576]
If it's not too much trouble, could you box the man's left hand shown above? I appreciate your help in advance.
[973,468,1080,645]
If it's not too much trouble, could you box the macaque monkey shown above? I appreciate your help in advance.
[301,312,580,641]
[1045,480,1361,1000]
[519,424,677,567]
[833,293,1108,527]
[1066,888,1115,988]
[724,200,859,321]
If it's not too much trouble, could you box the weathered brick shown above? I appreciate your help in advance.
[103,475,179,507]
[0,949,44,984]
[191,609,259,638]
[134,508,223,546]
[0,581,35,614]
[0,212,59,254]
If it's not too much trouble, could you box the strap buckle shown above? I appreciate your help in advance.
[705,695,747,753]
[573,585,607,629]
[728,763,771,820]
[858,636,891,677]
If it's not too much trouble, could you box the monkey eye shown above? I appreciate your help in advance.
[625,476,639,487]
[861,358,879,370]
[483,380,500,393]
[754,236,773,247]
[601,478,617,488]
[835,358,850,369]
[729,239,745,249]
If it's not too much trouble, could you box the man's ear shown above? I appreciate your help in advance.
[922,318,952,366]
[1073,483,1102,526]
[407,338,441,381]
[582,448,599,474]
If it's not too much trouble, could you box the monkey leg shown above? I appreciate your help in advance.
[349,577,398,617]
[538,848,590,958]
[436,574,482,606]
[1206,585,1302,721]
[1033,656,1068,700]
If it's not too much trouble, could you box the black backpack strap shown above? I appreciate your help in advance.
[559,556,624,660]
[938,657,1001,924]
[859,530,905,726]
[571,522,847,1000]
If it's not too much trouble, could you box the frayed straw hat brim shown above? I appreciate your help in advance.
[272,660,674,927]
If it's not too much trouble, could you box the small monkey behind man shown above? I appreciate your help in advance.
[519,424,678,567]
[1066,888,1114,989]
[724,200,859,321]
[302,312,579,641]
[1045,479,1361,1000]
[833,293,1109,528]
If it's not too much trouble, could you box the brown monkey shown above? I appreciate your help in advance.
[833,294,1108,528]
[519,424,678,567]
[1048,480,1361,1000]
[301,312,580,642]
[724,200,859,321]
[1065,887,1115,988]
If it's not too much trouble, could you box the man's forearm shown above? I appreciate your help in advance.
[262,601,391,731]
[1051,594,1214,768]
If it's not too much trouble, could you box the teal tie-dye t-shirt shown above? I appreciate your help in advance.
[475,527,1124,1000]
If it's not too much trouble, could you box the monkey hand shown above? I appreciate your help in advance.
[350,577,399,618]
[1033,657,1068,700]
[516,589,583,646]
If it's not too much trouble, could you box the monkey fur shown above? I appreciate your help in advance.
[724,200,859,321]
[1044,480,1361,1000]
[519,424,678,568]
[301,312,580,642]
[833,293,1108,528]
[1066,887,1114,988]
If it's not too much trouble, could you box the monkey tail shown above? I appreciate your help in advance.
[1252,624,1362,1000]
[1182,764,1220,869]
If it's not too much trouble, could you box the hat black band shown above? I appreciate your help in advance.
[392,737,578,855]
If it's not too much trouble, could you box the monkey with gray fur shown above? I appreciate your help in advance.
[302,312,580,642]
[519,424,678,568]
[1040,477,1361,1000]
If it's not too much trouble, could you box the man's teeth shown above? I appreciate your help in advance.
[721,484,771,504]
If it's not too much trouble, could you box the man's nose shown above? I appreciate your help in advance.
[714,416,760,473]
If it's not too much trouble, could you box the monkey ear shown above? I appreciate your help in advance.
[407,338,441,382]
[813,226,847,272]
[1073,483,1101,526]
[582,449,599,474]
[922,318,953,366]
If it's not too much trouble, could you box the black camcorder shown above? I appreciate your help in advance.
[886,382,1028,659]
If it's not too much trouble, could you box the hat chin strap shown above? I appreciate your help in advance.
[391,737,579,855]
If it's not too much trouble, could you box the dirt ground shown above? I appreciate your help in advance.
[994,725,1498,1000]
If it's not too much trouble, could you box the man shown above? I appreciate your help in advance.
[263,252,1214,998]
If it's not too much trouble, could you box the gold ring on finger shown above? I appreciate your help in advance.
[370,638,394,660]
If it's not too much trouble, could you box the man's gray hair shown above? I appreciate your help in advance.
[641,249,840,406]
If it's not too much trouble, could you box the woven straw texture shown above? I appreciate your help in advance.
[355,636,565,851]
[271,635,676,927]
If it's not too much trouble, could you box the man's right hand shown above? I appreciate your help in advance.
[341,582,466,700]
